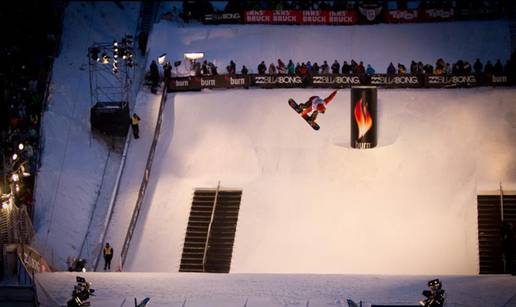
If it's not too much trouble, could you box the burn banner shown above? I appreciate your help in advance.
[351,86,377,149]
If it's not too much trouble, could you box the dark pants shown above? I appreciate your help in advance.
[131,124,139,139]
[299,101,311,109]
[104,255,113,270]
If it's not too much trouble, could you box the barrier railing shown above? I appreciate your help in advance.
[167,73,513,92]
[120,84,169,266]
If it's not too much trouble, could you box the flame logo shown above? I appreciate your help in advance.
[354,98,373,140]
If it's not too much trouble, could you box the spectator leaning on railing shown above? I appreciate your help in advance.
[257,61,266,75]
[173,54,516,82]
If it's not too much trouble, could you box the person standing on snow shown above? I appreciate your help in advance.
[298,90,337,122]
[103,243,113,271]
[131,113,141,139]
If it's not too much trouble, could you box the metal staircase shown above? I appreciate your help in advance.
[180,186,242,273]
[137,1,159,36]
[477,194,516,274]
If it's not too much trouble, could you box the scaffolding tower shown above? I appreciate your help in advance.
[88,36,135,136]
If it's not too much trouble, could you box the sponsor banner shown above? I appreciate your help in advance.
[273,10,301,23]
[204,12,241,24]
[302,10,328,24]
[358,4,383,23]
[327,11,358,25]
[312,74,362,88]
[351,87,377,149]
[167,74,508,91]
[17,244,52,274]
[426,74,478,87]
[421,8,455,21]
[458,6,501,19]
[487,75,509,86]
[244,10,357,25]
[199,76,221,88]
[252,74,304,88]
[245,10,273,23]
[168,77,201,91]
[167,75,250,91]
[223,75,250,88]
[384,9,418,23]
[370,74,421,87]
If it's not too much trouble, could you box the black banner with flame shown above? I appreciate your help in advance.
[351,87,377,149]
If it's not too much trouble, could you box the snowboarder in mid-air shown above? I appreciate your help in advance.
[288,90,338,130]
[299,90,338,122]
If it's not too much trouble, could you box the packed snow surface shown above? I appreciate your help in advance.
[36,272,516,307]
[110,87,516,275]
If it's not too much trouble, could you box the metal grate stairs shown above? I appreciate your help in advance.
[477,194,516,274]
[180,188,242,273]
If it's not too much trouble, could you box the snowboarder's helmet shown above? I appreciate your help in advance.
[316,103,326,113]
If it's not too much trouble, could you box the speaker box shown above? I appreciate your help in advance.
[90,101,130,136]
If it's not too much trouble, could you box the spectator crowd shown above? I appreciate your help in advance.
[184,50,516,82]
[0,1,64,217]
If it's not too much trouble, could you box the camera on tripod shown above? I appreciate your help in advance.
[67,276,95,307]
[419,278,445,307]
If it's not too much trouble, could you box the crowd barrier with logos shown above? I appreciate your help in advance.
[167,74,512,92]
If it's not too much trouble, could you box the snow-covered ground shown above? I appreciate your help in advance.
[110,87,516,275]
[104,16,515,275]
[36,272,516,307]
[33,2,143,269]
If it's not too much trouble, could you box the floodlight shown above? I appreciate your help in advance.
[158,53,167,65]
[21,165,30,177]
[184,52,204,61]
[11,174,19,182]
[12,153,18,161]
[18,143,24,150]
[112,62,119,74]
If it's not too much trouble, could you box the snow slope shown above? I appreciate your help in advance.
[116,87,516,275]
[33,2,141,269]
[98,18,516,275]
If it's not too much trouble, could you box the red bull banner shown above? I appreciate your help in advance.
[351,87,377,149]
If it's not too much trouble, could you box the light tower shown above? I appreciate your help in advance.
[88,35,135,136]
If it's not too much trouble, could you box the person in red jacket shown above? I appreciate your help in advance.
[298,90,337,121]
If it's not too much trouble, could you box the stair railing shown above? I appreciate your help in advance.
[202,181,220,272]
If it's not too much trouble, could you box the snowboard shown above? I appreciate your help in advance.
[288,98,320,130]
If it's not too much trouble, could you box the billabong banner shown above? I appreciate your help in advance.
[167,74,510,92]
[351,87,377,149]
[311,75,362,88]
[426,74,478,87]
[251,75,305,88]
